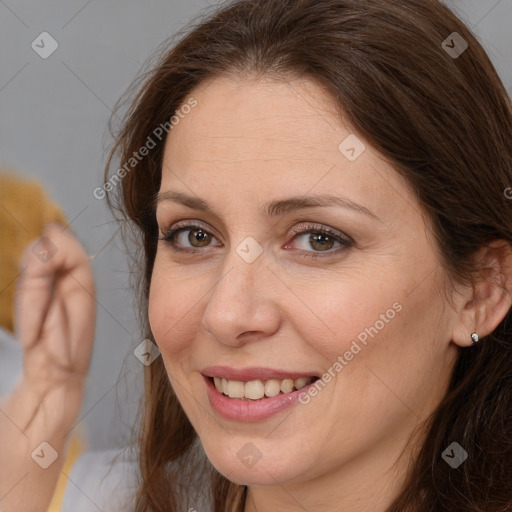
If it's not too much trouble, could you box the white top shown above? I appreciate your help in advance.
[61,447,139,511]
[61,440,214,512]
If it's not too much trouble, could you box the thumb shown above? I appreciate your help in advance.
[14,233,56,349]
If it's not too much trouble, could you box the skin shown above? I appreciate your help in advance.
[149,74,511,511]
[4,75,510,512]
[0,223,96,512]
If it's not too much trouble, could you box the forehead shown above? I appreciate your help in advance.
[163,74,347,173]
[159,74,417,223]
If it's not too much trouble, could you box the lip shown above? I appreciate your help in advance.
[203,374,319,422]
[201,365,319,381]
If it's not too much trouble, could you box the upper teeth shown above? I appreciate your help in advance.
[213,377,314,400]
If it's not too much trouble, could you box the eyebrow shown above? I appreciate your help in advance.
[154,191,379,221]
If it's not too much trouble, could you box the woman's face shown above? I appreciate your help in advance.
[149,74,460,488]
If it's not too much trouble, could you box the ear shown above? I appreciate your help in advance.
[451,239,512,348]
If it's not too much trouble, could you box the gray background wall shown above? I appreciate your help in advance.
[0,0,510,451]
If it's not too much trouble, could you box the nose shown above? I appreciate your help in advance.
[201,247,281,347]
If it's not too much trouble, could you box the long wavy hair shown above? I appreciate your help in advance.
[105,0,512,510]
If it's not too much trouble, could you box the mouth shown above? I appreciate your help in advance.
[207,375,320,400]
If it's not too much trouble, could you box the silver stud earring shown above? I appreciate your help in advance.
[471,332,479,344]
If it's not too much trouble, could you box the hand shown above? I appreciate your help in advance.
[0,222,96,512]
[15,222,96,412]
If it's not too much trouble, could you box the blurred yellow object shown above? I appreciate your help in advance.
[0,171,67,332]
[47,425,87,512]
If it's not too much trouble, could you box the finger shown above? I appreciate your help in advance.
[14,223,95,350]
[43,284,73,371]
[54,270,96,377]
[23,288,70,384]
[14,238,55,349]
[50,231,96,376]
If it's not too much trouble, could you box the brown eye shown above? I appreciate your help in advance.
[187,228,211,247]
[284,223,353,260]
[308,232,336,251]
[158,223,221,253]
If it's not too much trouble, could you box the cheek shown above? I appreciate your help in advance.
[148,258,204,359]
[314,272,449,412]
[294,270,445,403]
[291,275,403,359]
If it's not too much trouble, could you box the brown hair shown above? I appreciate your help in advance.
[105,0,512,510]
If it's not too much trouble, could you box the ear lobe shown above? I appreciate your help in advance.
[451,240,512,348]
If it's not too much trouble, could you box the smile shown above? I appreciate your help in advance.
[212,376,317,400]
[202,373,321,422]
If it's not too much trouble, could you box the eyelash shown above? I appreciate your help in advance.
[158,221,353,259]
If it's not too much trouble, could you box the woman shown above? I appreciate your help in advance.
[2,0,511,510]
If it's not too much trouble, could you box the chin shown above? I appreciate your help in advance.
[210,457,291,486]
[200,440,310,487]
